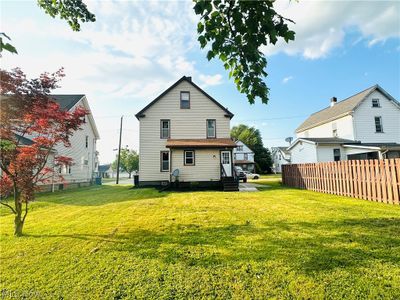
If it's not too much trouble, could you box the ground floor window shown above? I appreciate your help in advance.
[333,149,341,161]
[184,150,195,166]
[160,151,169,172]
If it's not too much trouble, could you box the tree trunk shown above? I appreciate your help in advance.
[128,173,132,179]
[13,187,24,236]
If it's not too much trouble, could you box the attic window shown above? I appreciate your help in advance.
[372,99,380,108]
[180,91,190,109]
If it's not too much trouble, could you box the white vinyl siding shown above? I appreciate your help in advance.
[297,115,355,140]
[353,90,400,143]
[171,149,220,182]
[139,80,231,182]
[290,141,318,164]
[53,98,98,183]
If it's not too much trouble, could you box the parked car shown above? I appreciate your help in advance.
[234,166,247,182]
[244,171,260,180]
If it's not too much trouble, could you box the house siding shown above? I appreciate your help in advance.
[139,80,231,182]
[290,141,318,164]
[353,90,400,143]
[297,115,354,140]
[171,149,221,182]
[53,99,98,183]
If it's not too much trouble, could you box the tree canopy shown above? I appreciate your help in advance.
[112,148,139,178]
[194,0,295,104]
[231,124,272,173]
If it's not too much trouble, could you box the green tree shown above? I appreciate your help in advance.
[113,148,139,179]
[231,124,272,173]
[194,0,295,104]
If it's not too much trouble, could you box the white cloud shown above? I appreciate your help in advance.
[282,76,293,84]
[198,74,223,87]
[263,0,400,59]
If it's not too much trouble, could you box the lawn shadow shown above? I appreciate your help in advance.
[40,185,167,206]
[105,217,400,274]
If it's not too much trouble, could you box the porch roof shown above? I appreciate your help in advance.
[166,138,236,148]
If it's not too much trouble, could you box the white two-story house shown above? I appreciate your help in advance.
[289,84,400,163]
[135,76,238,190]
[51,95,100,188]
[233,140,255,172]
[271,147,291,173]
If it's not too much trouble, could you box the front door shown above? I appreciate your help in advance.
[221,151,232,177]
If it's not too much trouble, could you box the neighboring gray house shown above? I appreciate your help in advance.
[271,147,290,173]
[51,95,100,187]
[290,85,400,163]
[135,76,238,190]
[98,164,113,178]
[233,140,255,172]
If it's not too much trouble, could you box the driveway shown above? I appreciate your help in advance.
[239,182,268,192]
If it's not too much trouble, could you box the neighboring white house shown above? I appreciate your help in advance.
[271,147,291,173]
[51,95,100,187]
[289,85,400,163]
[135,76,238,190]
[233,140,255,172]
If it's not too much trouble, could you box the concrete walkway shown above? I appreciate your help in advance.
[239,182,269,192]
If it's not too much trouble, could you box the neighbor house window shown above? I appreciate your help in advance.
[160,120,170,139]
[184,150,195,166]
[180,91,190,109]
[372,99,380,107]
[237,145,243,151]
[160,151,169,172]
[333,148,341,161]
[206,119,216,138]
[85,135,89,148]
[375,116,383,133]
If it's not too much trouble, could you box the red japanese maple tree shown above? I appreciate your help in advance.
[0,68,87,236]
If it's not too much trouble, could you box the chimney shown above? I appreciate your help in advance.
[186,76,192,82]
[330,97,337,107]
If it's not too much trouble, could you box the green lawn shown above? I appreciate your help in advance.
[1,176,400,299]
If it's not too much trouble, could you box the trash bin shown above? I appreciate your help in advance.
[133,175,139,186]
[95,177,102,185]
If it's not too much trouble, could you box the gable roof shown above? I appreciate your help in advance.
[50,95,85,110]
[135,76,234,120]
[296,85,400,133]
[98,164,112,172]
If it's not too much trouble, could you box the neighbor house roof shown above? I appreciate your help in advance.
[287,137,359,151]
[296,85,400,133]
[277,146,290,155]
[50,95,85,110]
[98,164,112,172]
[135,76,234,119]
[166,138,236,148]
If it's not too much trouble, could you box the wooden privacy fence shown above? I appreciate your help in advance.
[282,159,400,204]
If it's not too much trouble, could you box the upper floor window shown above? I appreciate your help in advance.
[332,129,338,137]
[160,151,169,172]
[85,135,89,148]
[372,99,380,108]
[180,91,190,109]
[333,148,341,161]
[206,119,216,138]
[244,153,248,160]
[375,116,383,133]
[160,120,170,139]
[279,154,282,160]
[184,150,195,166]
[237,145,243,151]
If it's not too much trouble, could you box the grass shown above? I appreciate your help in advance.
[1,176,400,299]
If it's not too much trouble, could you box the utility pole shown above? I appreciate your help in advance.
[116,115,123,184]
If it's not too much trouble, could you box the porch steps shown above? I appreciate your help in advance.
[222,177,239,192]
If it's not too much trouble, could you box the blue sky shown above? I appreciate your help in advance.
[1,0,399,163]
